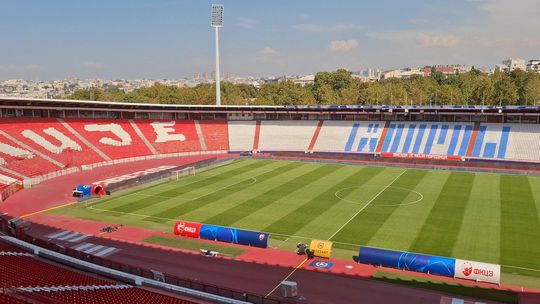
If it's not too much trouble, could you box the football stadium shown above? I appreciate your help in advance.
[1,99,540,304]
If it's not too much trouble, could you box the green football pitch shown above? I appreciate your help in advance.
[52,158,540,279]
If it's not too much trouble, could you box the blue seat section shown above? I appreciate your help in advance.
[423,125,438,154]
[447,125,462,156]
[390,124,404,153]
[458,125,473,157]
[483,143,497,158]
[369,138,378,152]
[401,124,416,153]
[472,126,487,157]
[373,124,379,133]
[367,124,373,133]
[357,137,369,152]
[437,125,449,144]
[412,124,427,153]
[345,123,360,151]
[497,126,511,159]
[381,124,396,152]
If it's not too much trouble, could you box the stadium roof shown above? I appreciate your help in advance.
[1,96,540,115]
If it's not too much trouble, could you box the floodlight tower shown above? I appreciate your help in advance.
[211,4,224,106]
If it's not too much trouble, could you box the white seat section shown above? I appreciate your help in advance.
[314,121,384,153]
[501,124,540,161]
[228,121,256,151]
[258,120,318,151]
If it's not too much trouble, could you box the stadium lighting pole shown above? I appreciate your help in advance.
[211,4,224,106]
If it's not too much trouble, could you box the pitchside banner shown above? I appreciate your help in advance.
[358,246,455,277]
[309,240,333,258]
[199,224,269,248]
[454,259,500,284]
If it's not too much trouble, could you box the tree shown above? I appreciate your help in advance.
[437,84,463,105]
[257,81,314,105]
[524,76,540,105]
[471,76,494,105]
[491,71,518,105]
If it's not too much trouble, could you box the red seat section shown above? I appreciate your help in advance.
[30,288,198,304]
[199,120,229,151]
[0,293,28,304]
[0,119,104,169]
[0,255,116,288]
[135,120,201,154]
[63,119,154,160]
[0,135,60,178]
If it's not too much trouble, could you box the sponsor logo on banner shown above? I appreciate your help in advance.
[380,152,462,161]
[454,259,500,284]
[173,221,201,238]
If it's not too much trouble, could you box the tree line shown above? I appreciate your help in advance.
[66,68,540,106]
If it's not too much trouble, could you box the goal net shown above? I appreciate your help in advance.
[171,167,196,180]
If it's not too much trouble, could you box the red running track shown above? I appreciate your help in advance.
[0,154,232,217]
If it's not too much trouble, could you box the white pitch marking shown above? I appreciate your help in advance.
[327,170,407,241]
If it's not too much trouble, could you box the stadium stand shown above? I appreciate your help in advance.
[0,293,28,304]
[0,238,200,304]
[198,120,229,152]
[134,120,202,154]
[1,117,540,183]
[227,120,256,151]
[25,288,197,304]
[257,120,318,151]
[0,255,116,288]
[62,118,155,159]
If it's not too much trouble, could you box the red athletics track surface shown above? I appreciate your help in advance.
[25,221,508,304]
[2,155,539,303]
[0,154,232,217]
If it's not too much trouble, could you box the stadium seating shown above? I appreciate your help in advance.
[0,255,116,288]
[0,293,28,304]
[2,118,540,181]
[62,118,155,159]
[228,120,257,151]
[198,120,229,151]
[134,120,201,154]
[257,120,319,151]
[27,288,197,304]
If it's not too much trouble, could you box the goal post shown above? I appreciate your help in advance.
[171,167,196,180]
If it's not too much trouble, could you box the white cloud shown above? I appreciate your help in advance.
[293,23,365,33]
[82,61,105,70]
[236,17,257,29]
[328,39,358,52]
[258,47,278,56]
[368,30,458,48]
[415,33,459,48]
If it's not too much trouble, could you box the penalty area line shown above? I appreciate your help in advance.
[326,169,407,241]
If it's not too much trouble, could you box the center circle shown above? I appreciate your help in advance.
[334,185,424,207]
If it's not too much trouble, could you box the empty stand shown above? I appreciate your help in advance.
[0,255,115,288]
[134,120,202,154]
[62,118,154,159]
[228,120,256,151]
[258,120,318,151]
[198,120,229,151]
[27,288,197,304]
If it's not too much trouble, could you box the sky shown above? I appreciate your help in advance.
[0,0,539,80]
